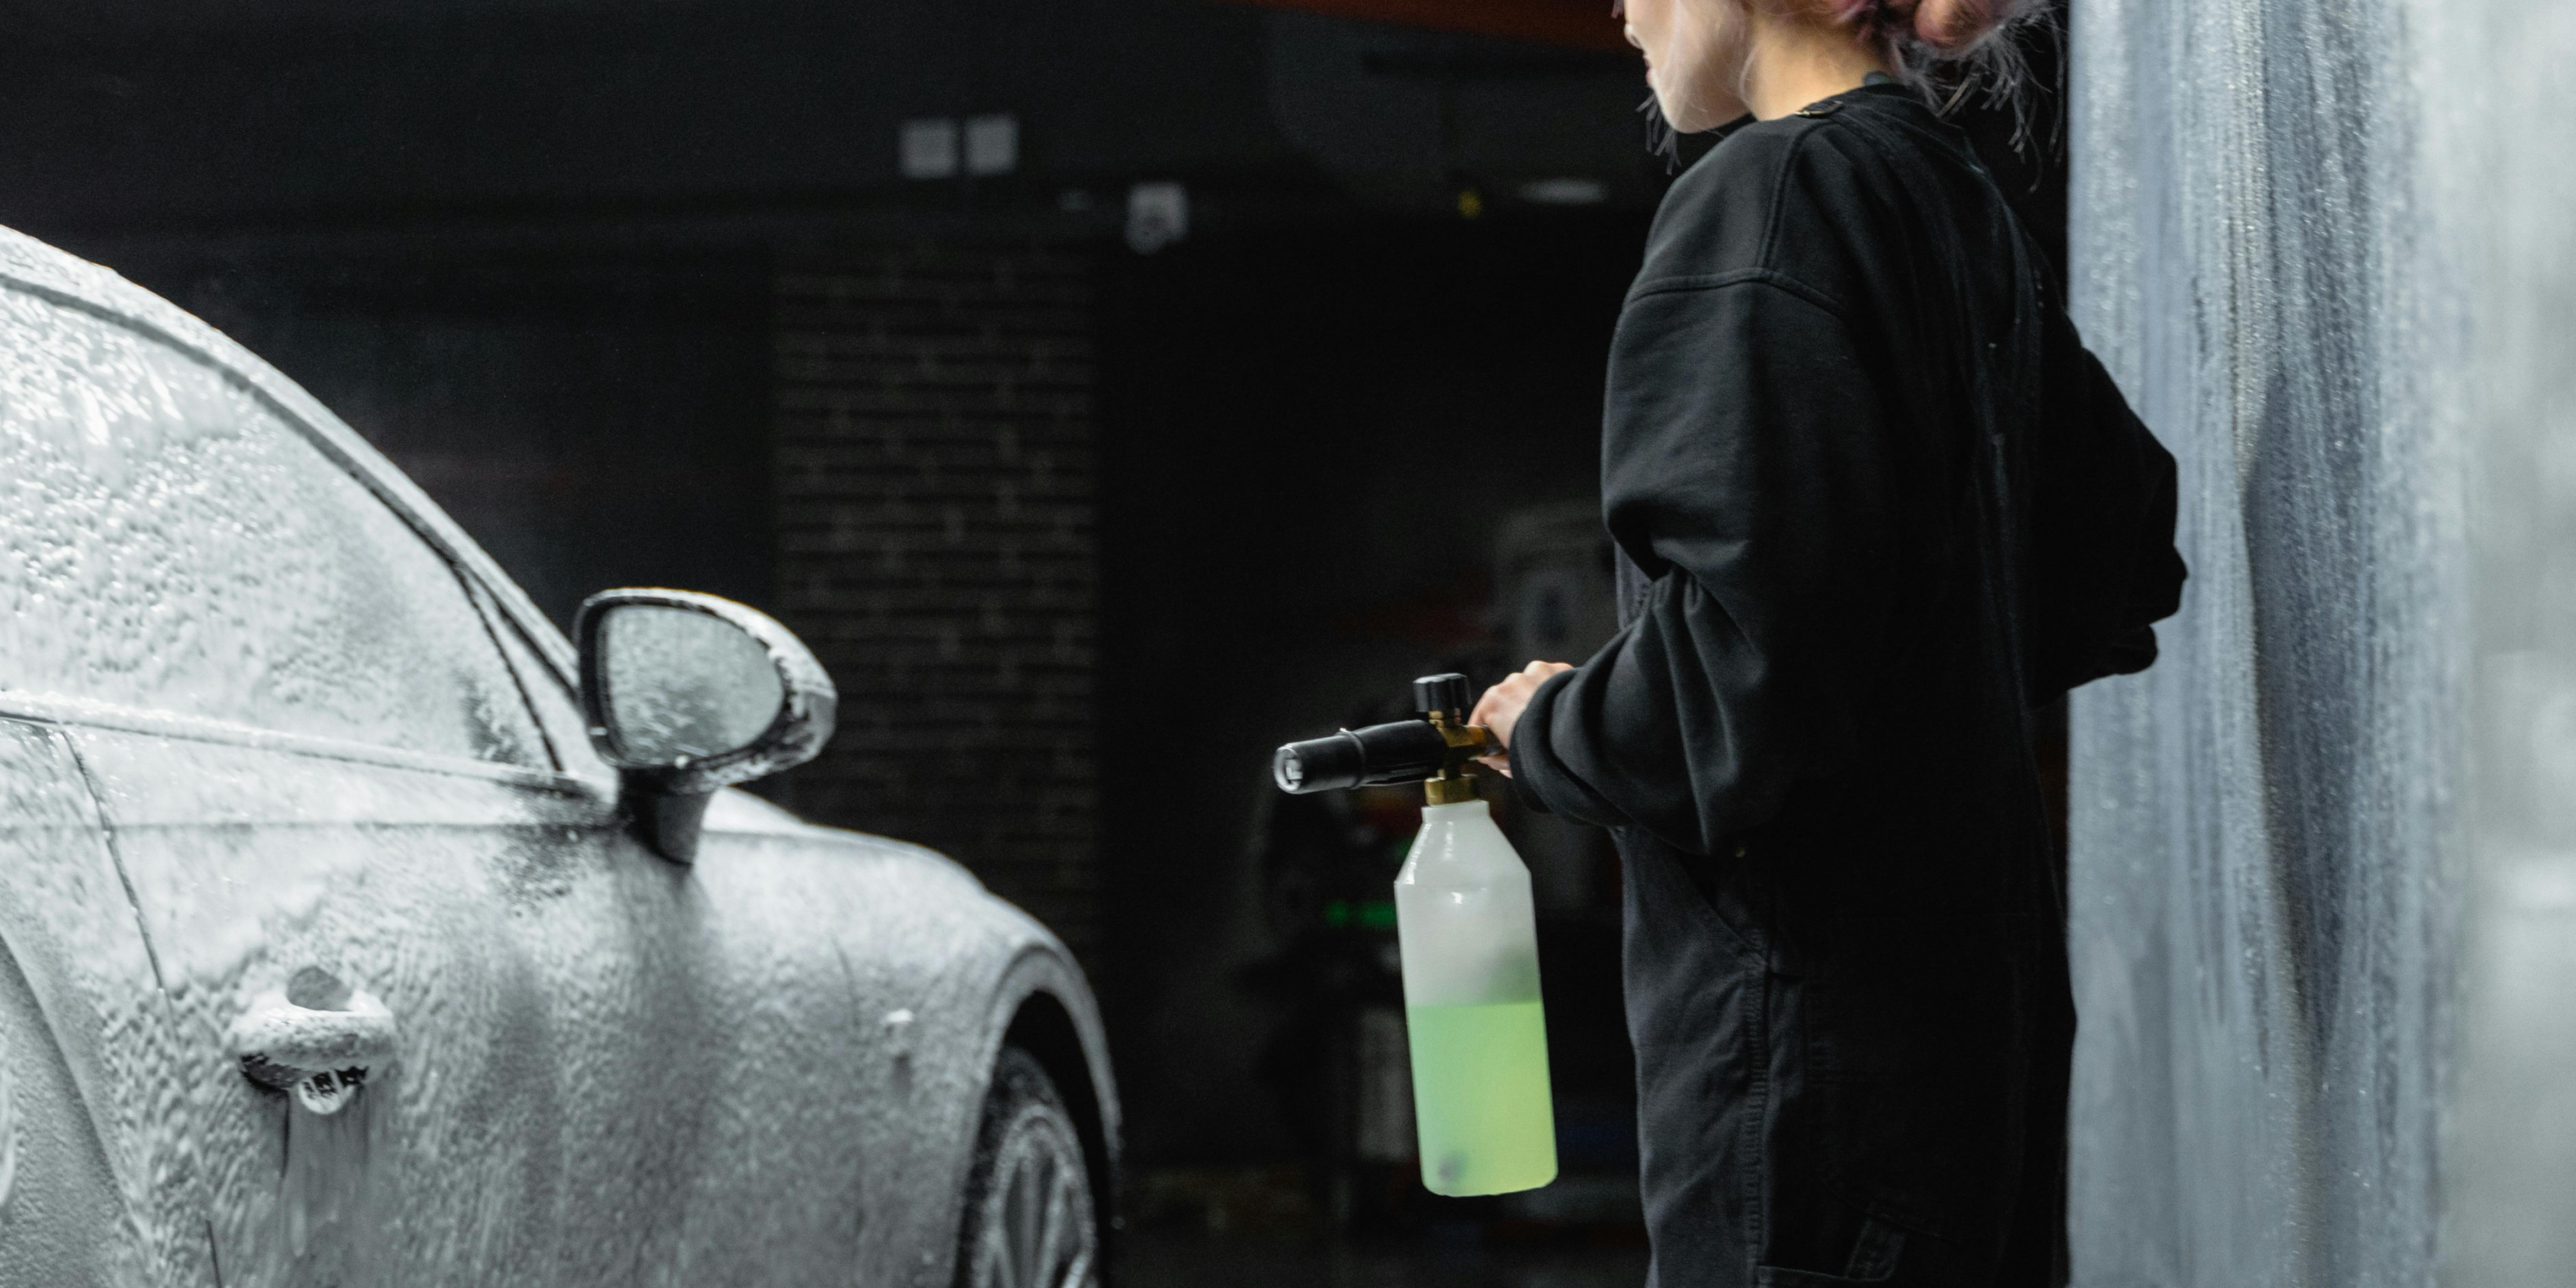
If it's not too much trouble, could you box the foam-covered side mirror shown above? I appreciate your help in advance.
[575,588,836,861]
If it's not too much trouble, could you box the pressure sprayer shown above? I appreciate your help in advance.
[1273,673,1558,1197]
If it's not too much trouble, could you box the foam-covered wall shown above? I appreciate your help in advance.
[2066,1,2576,1283]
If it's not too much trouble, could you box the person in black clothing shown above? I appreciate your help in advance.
[1467,1,2185,1284]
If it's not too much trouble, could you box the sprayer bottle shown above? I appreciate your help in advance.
[1273,674,1558,1196]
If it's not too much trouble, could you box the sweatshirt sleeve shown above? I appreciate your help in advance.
[1509,275,1943,855]
[2021,309,2186,695]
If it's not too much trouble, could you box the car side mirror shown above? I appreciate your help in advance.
[574,588,837,863]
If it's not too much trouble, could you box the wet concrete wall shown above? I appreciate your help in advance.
[2068,1,2576,1282]
[2424,8,2576,1285]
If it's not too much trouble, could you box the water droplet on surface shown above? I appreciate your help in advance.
[292,1066,366,1116]
[271,1088,378,1275]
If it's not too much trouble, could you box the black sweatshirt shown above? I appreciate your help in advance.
[1505,83,2183,1282]
[1511,83,2183,875]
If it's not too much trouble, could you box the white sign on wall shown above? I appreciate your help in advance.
[899,118,958,180]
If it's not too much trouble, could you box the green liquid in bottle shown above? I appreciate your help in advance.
[1405,999,1558,1196]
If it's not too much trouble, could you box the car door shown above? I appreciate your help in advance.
[0,274,615,1283]
[0,717,165,1285]
[474,588,919,1284]
[439,600,761,1284]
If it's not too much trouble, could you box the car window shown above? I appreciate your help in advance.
[484,596,611,781]
[0,284,545,766]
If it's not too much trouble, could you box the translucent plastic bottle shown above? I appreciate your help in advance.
[1394,798,1558,1196]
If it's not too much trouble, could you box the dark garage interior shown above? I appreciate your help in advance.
[0,1,2064,1279]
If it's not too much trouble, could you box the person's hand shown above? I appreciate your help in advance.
[1468,661,1574,777]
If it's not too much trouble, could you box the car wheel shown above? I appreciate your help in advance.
[955,1046,1099,1288]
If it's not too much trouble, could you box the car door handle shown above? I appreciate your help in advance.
[228,967,396,1115]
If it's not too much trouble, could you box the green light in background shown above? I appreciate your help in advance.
[1322,900,1399,930]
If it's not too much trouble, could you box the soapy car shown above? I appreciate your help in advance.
[0,225,1112,1287]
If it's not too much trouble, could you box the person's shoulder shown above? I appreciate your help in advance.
[1635,97,1905,303]
[1635,117,1824,284]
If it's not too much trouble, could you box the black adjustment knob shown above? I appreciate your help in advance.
[1413,673,1472,720]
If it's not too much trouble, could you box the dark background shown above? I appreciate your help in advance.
[0,1,2064,1276]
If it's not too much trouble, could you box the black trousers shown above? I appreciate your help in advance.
[1620,829,2073,1287]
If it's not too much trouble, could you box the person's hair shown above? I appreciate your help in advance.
[1826,0,2030,59]
[1621,0,2053,166]
[1822,0,2048,102]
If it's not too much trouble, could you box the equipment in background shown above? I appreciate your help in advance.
[1492,501,1626,922]
[1493,500,1620,672]
[1274,675,1559,1197]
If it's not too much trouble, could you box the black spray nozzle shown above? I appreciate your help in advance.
[1272,673,1490,795]
[1273,719,1453,794]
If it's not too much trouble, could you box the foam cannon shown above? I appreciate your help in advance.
[1270,673,1558,1197]
[1271,673,1494,804]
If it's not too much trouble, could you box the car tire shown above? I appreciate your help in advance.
[955,1046,1099,1288]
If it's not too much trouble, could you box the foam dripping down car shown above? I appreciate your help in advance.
[0,224,1114,1288]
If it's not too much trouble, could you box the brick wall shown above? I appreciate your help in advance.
[772,245,1099,961]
